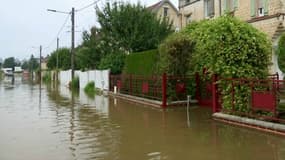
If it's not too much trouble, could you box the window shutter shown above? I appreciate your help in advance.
[250,0,256,17]
[263,0,269,15]
[234,0,239,9]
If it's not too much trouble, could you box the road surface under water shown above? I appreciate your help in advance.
[1,76,285,160]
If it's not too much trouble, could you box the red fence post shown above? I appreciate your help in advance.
[162,73,167,108]
[129,74,132,95]
[212,74,218,113]
[195,73,200,103]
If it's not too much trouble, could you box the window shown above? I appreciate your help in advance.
[205,0,215,18]
[186,15,192,24]
[164,7,168,17]
[225,0,234,11]
[251,0,268,17]
[256,0,264,16]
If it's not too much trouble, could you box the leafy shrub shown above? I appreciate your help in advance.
[123,49,158,75]
[158,33,196,99]
[84,81,95,95]
[184,15,271,111]
[158,33,194,75]
[70,76,80,90]
[43,71,51,83]
[98,53,126,74]
[277,33,285,73]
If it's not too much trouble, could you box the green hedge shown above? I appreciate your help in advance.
[123,49,158,75]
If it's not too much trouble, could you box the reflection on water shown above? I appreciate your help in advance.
[1,77,285,160]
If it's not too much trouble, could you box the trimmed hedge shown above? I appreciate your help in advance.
[123,49,158,75]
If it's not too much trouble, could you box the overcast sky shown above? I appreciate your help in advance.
[0,0,177,61]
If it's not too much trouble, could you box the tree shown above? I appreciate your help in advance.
[28,55,39,71]
[96,2,173,53]
[98,52,126,74]
[21,60,29,70]
[3,57,16,69]
[47,48,71,70]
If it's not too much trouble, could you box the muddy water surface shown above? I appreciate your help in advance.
[0,76,285,160]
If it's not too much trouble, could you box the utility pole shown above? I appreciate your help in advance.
[56,37,59,69]
[39,45,42,82]
[71,7,75,79]
[47,7,75,80]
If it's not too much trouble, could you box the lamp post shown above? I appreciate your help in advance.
[47,8,75,79]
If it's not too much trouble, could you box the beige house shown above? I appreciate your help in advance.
[148,0,181,31]
[179,0,285,75]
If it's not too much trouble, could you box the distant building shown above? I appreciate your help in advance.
[14,66,23,73]
[148,0,181,31]
[41,56,48,71]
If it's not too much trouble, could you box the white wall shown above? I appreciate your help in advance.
[58,69,110,90]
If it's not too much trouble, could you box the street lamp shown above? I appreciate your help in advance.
[47,8,75,79]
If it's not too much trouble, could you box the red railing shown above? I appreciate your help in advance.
[109,74,196,108]
[212,73,285,123]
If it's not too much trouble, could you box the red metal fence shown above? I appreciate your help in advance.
[212,73,285,123]
[109,74,196,107]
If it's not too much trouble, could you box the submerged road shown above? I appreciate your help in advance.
[0,76,285,160]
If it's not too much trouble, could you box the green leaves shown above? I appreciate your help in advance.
[47,48,71,70]
[96,2,173,53]
[277,33,285,73]
[183,15,271,111]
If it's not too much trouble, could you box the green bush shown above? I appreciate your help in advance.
[70,76,80,90]
[123,49,158,75]
[84,81,95,95]
[184,15,271,111]
[158,33,196,99]
[277,33,285,73]
[158,33,194,75]
[43,71,51,83]
[98,53,126,74]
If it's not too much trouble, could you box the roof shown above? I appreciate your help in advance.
[147,0,179,14]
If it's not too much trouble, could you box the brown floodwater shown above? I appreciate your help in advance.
[1,76,285,160]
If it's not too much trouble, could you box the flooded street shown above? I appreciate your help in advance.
[1,76,285,160]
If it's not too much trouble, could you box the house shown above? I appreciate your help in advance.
[148,0,181,31]
[178,0,285,75]
[41,56,48,71]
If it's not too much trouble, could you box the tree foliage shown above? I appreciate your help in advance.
[158,33,195,75]
[98,52,126,74]
[28,55,39,71]
[47,48,71,70]
[3,57,16,69]
[185,15,271,78]
[76,27,104,70]
[277,33,285,73]
[183,15,271,111]
[96,2,173,53]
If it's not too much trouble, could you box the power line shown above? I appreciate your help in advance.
[44,14,70,50]
[76,0,101,12]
